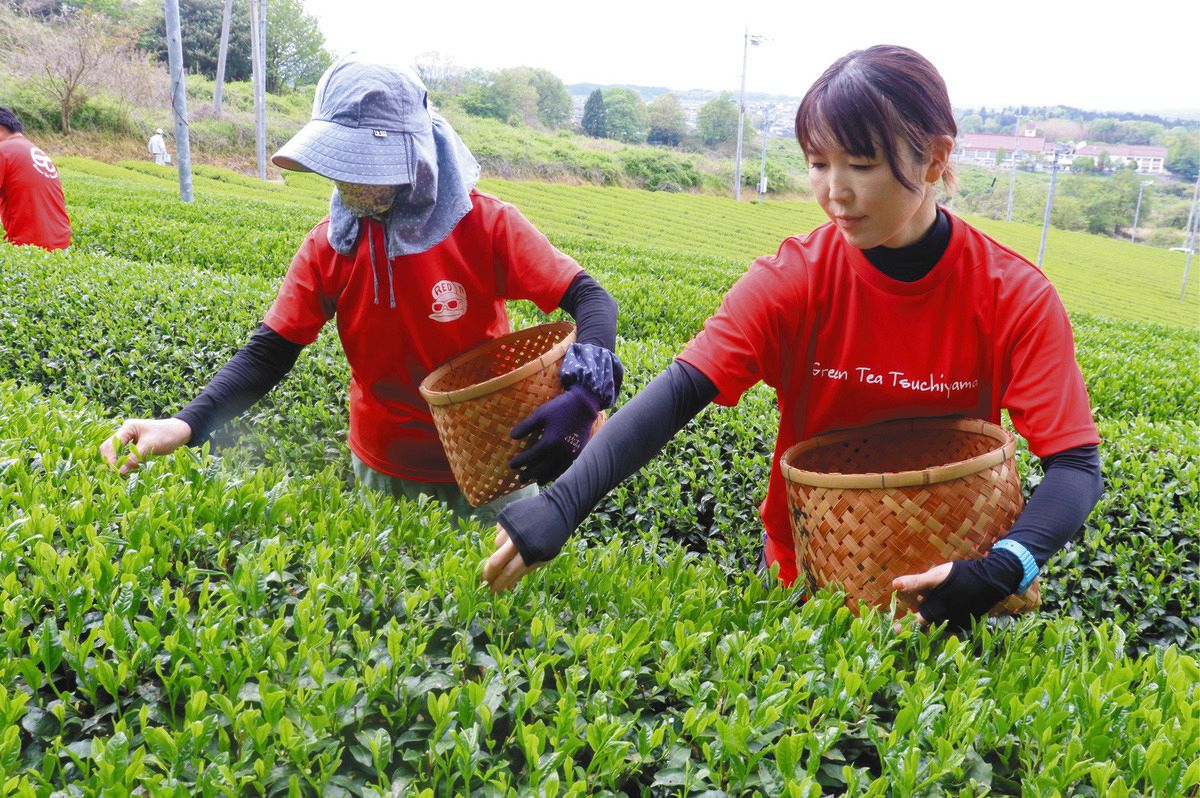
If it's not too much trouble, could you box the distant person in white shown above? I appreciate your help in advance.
[147,128,169,166]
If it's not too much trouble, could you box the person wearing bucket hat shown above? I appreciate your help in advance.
[100,53,623,522]
[485,45,1103,635]
[148,127,169,166]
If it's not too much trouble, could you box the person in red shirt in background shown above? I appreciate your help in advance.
[100,54,622,523]
[0,106,70,250]
[485,45,1103,635]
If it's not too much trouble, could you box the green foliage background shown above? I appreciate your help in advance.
[0,159,1194,794]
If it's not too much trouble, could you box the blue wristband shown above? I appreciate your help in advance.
[991,539,1039,594]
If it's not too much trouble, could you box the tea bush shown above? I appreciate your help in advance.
[5,167,1199,656]
[617,149,703,192]
[0,383,1195,796]
[0,158,1195,794]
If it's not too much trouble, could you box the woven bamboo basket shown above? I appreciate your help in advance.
[780,417,1040,617]
[420,321,590,507]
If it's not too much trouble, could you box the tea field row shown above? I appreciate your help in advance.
[47,160,1200,331]
[0,382,1195,796]
[1,241,1194,656]
[0,158,1193,795]
[479,179,1199,330]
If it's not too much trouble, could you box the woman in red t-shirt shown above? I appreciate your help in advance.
[484,45,1103,633]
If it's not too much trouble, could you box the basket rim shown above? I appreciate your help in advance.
[418,321,576,407]
[779,417,1016,489]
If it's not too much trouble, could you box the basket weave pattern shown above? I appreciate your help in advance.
[781,418,1040,617]
[420,322,575,507]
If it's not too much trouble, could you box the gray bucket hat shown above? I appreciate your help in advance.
[272,53,435,185]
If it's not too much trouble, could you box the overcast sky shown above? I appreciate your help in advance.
[301,0,1196,117]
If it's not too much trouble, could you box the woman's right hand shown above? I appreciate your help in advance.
[99,418,192,475]
[483,526,546,593]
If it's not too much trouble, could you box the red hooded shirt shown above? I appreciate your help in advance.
[264,190,582,480]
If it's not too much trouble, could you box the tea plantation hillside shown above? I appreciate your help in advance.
[50,158,1200,329]
[475,179,1200,330]
[0,160,1195,795]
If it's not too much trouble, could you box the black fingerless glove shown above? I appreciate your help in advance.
[917,552,1023,632]
[496,492,574,565]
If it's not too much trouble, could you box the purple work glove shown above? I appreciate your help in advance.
[509,384,601,484]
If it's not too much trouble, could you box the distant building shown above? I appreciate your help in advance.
[1066,142,1167,174]
[954,128,1045,168]
[954,128,1169,175]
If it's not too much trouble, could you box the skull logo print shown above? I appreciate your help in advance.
[429,279,467,322]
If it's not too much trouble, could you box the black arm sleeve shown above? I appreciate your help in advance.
[557,272,618,350]
[978,444,1105,593]
[498,360,719,563]
[1006,444,1104,566]
[173,323,304,444]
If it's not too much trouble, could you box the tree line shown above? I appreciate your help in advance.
[580,88,750,150]
[413,51,758,153]
[138,0,330,92]
[0,0,330,133]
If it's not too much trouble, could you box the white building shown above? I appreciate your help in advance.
[955,129,1169,175]
[1067,142,1167,174]
[954,128,1045,168]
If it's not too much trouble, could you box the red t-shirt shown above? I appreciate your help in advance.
[0,134,70,250]
[264,189,582,481]
[679,213,1100,586]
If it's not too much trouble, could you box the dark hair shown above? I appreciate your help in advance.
[795,45,956,192]
[0,106,24,135]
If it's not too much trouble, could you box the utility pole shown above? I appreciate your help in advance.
[213,0,234,117]
[1182,208,1198,300]
[1130,180,1152,243]
[733,30,764,201]
[258,0,267,177]
[756,105,771,202]
[163,0,193,202]
[1037,144,1066,269]
[249,0,267,179]
[1005,147,1021,221]
[1180,172,1200,301]
[1005,119,1021,221]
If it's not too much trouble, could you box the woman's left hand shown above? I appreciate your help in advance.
[891,561,953,632]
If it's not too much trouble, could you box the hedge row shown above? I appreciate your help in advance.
[0,382,1195,796]
[1,240,1195,656]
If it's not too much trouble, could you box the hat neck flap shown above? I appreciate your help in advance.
[327,114,480,259]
